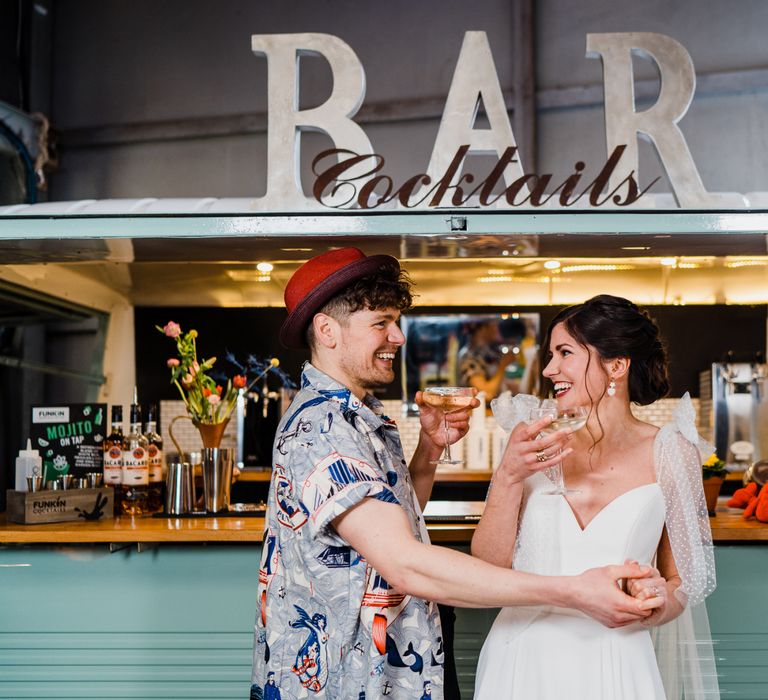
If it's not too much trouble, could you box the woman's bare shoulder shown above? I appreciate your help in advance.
[632,419,661,443]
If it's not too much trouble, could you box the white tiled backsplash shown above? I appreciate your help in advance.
[158,396,702,470]
[160,400,238,459]
[379,397,703,467]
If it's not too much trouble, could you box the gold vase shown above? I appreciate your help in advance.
[195,418,230,449]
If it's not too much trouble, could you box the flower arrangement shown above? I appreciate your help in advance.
[702,452,727,480]
[157,320,283,425]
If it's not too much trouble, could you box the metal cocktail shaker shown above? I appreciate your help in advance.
[165,462,195,515]
[201,448,234,513]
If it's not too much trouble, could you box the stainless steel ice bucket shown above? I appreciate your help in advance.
[201,448,234,513]
[166,462,195,515]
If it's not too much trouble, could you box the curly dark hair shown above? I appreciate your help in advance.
[542,294,669,406]
[305,260,414,348]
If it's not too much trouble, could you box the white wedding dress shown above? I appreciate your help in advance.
[474,472,668,699]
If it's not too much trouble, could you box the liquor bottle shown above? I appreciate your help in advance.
[103,405,124,514]
[121,403,149,515]
[145,403,164,513]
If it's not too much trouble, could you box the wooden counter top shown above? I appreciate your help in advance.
[0,513,266,544]
[237,468,495,483]
[0,501,765,545]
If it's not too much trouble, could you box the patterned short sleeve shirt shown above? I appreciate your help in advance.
[251,363,444,700]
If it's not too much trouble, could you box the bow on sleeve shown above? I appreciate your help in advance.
[672,392,715,459]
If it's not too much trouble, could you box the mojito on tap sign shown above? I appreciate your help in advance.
[250,31,728,211]
[31,404,107,482]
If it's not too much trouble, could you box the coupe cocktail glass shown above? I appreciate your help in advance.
[422,387,475,466]
[530,405,589,495]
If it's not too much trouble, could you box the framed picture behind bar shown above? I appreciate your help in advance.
[401,312,540,408]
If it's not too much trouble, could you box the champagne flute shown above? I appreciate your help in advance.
[422,387,476,466]
[530,405,589,495]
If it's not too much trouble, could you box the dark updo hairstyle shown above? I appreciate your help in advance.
[542,294,669,405]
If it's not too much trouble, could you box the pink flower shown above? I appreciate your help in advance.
[163,321,181,338]
[189,361,200,377]
[182,374,193,387]
[167,358,180,367]
[208,395,221,405]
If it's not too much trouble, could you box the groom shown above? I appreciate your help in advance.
[251,248,658,700]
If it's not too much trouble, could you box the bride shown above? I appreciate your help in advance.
[472,295,719,700]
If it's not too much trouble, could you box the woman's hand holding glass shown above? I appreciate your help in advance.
[531,406,589,495]
[494,415,574,485]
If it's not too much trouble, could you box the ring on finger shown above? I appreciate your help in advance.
[650,585,661,597]
[535,450,548,463]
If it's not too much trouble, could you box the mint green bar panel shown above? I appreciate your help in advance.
[0,544,764,699]
[0,210,767,239]
[705,546,768,700]
[0,545,260,699]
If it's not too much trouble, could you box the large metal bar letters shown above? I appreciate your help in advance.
[587,32,715,208]
[251,31,713,211]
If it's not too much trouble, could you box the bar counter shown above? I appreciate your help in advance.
[2,503,768,698]
[0,515,476,544]
[0,503,766,544]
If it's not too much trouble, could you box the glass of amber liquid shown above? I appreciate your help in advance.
[531,405,589,495]
[422,387,476,466]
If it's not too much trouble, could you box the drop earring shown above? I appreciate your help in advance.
[607,379,616,397]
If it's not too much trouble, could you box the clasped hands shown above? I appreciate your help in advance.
[575,562,669,629]
[623,560,669,626]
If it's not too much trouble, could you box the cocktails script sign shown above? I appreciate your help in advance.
[311,144,651,210]
[251,31,719,211]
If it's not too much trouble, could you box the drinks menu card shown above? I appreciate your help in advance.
[30,404,107,482]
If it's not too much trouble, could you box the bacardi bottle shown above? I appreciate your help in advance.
[145,403,164,513]
[121,403,149,515]
[103,405,124,514]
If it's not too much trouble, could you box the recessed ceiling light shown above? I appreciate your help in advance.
[660,258,677,267]
[543,260,561,270]
[256,262,274,273]
[478,275,514,283]
[725,259,768,268]
[560,264,635,273]
[226,270,274,283]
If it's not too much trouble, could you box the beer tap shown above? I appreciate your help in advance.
[752,352,766,401]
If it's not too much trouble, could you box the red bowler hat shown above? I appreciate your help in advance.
[279,247,399,349]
